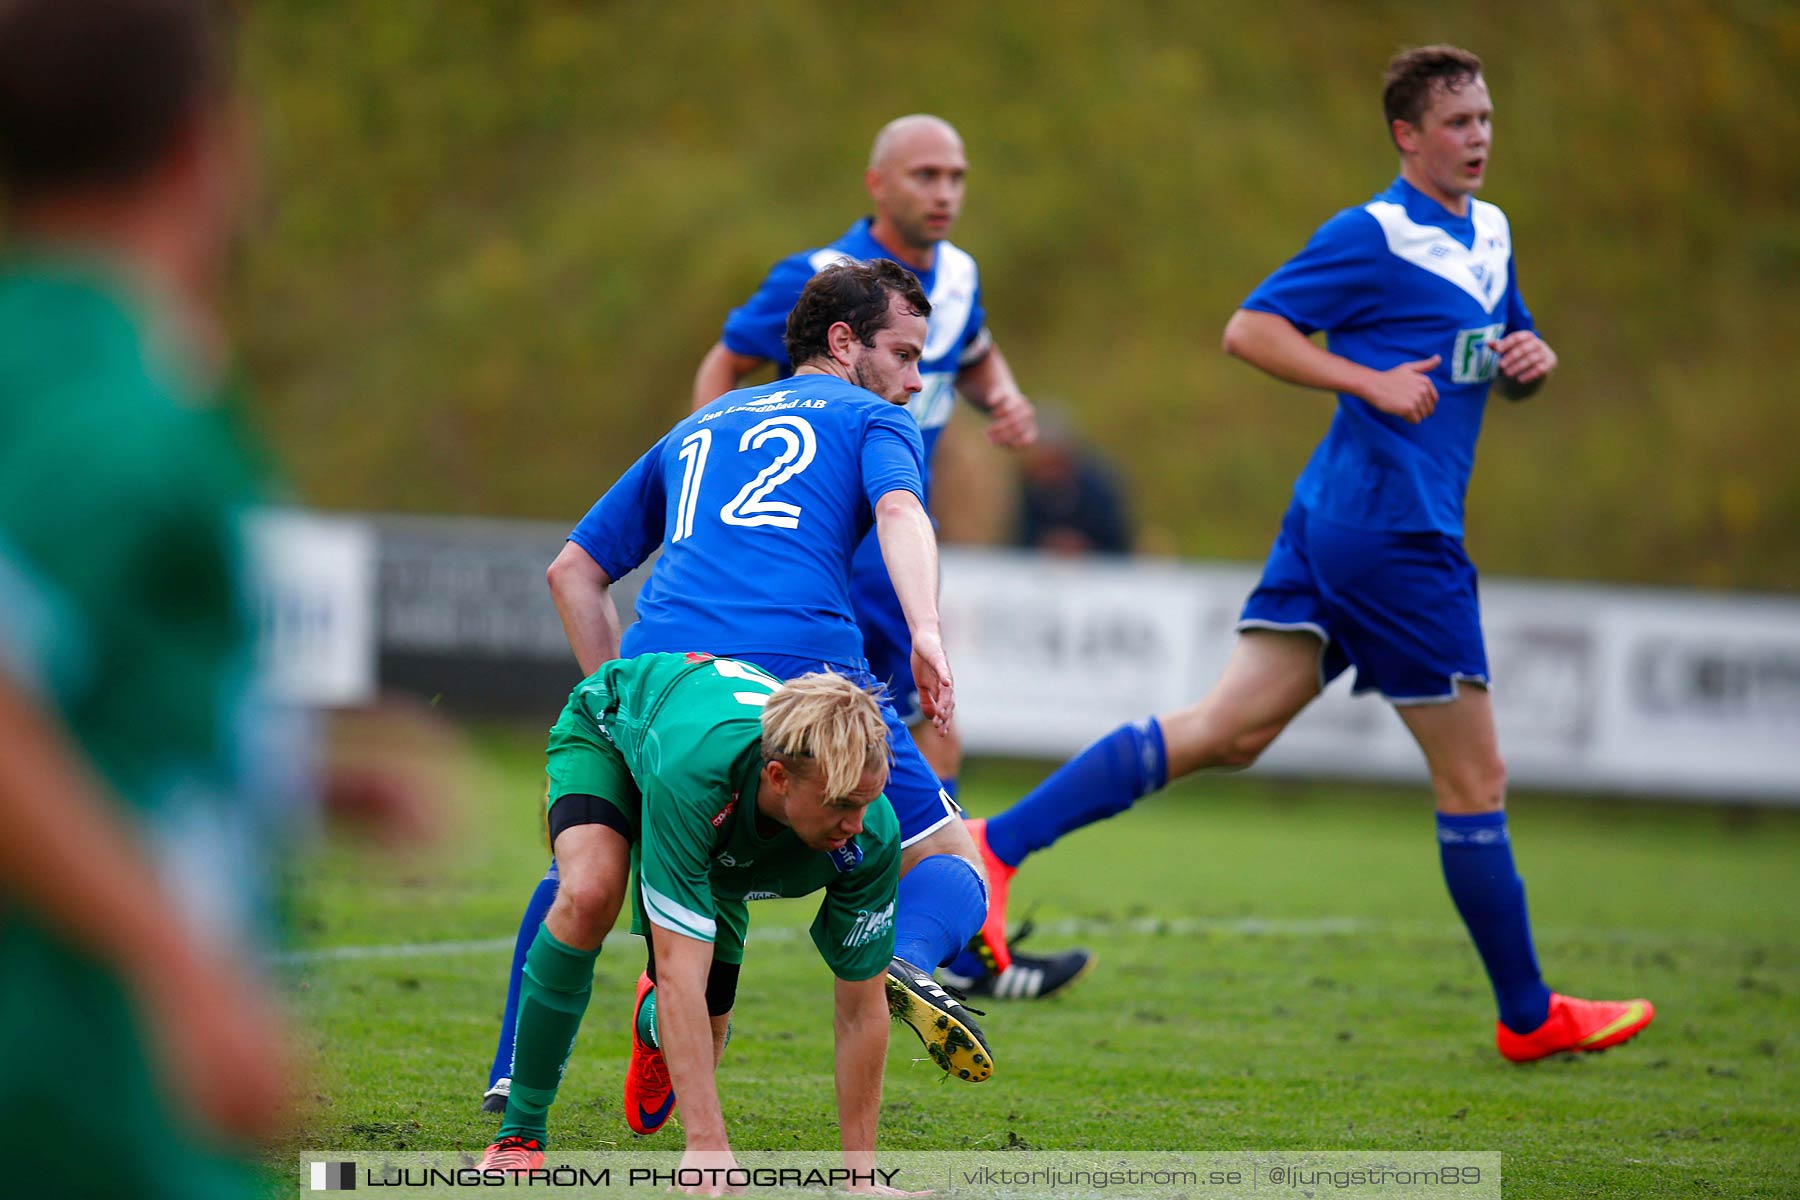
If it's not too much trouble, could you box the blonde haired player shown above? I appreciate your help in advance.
[480,655,936,1194]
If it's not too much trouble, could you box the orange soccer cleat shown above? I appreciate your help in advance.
[624,972,677,1135]
[1496,992,1655,1063]
[965,818,1017,974]
[478,1134,545,1174]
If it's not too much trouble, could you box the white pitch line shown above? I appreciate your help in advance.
[274,910,1742,968]
[271,915,1378,967]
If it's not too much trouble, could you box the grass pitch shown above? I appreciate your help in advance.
[278,732,1800,1198]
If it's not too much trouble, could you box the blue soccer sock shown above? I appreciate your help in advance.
[892,853,987,970]
[1437,810,1552,1034]
[489,860,561,1087]
[983,718,1168,869]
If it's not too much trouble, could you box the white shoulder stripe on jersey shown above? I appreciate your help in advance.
[642,879,717,941]
[1363,198,1512,314]
[921,241,978,363]
[807,248,857,274]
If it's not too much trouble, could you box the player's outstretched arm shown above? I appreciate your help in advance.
[546,541,624,675]
[1222,308,1441,424]
[1490,330,1557,401]
[650,926,741,1192]
[873,489,954,730]
[0,671,291,1144]
[692,341,768,411]
[834,974,889,1155]
[834,973,920,1195]
[956,342,1038,448]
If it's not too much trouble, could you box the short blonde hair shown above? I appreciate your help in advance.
[760,672,890,800]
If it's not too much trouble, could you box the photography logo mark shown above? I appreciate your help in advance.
[309,1161,357,1191]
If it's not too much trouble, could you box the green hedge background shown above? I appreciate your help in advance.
[236,1,1799,588]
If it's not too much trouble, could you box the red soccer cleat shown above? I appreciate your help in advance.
[966,819,1017,974]
[624,972,677,1135]
[478,1134,545,1174]
[1496,992,1656,1063]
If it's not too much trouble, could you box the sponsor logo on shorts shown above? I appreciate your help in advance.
[842,901,895,948]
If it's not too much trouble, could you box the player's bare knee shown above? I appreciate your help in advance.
[551,876,623,942]
[1435,755,1507,813]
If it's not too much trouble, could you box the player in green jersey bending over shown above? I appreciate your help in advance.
[482,654,921,1194]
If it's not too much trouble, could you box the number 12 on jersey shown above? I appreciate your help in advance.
[672,415,818,541]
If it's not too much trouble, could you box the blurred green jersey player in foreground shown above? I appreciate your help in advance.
[479,654,920,1189]
[0,0,292,1196]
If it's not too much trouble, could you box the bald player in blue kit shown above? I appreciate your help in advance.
[693,114,1092,999]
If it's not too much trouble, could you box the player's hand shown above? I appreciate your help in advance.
[674,1147,744,1196]
[981,387,1038,449]
[909,631,955,733]
[1488,331,1557,389]
[1359,355,1440,423]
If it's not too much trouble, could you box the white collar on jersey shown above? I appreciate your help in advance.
[1362,198,1511,314]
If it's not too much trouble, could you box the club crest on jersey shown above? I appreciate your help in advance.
[827,841,864,872]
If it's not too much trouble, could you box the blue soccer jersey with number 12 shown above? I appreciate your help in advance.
[570,374,926,669]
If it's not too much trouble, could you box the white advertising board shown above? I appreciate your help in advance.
[246,508,376,707]
[941,549,1800,803]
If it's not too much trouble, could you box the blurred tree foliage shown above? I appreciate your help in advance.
[234,0,1799,589]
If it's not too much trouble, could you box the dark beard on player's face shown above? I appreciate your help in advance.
[850,356,878,398]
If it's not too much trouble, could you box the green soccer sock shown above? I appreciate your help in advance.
[635,984,659,1049]
[498,926,600,1142]
[636,985,731,1054]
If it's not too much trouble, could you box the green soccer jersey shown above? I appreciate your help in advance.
[0,256,278,1200]
[546,652,901,981]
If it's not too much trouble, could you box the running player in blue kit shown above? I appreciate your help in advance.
[482,261,996,1135]
[951,46,1655,1062]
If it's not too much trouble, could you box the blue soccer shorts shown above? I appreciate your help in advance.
[1237,502,1490,704]
[740,652,961,847]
